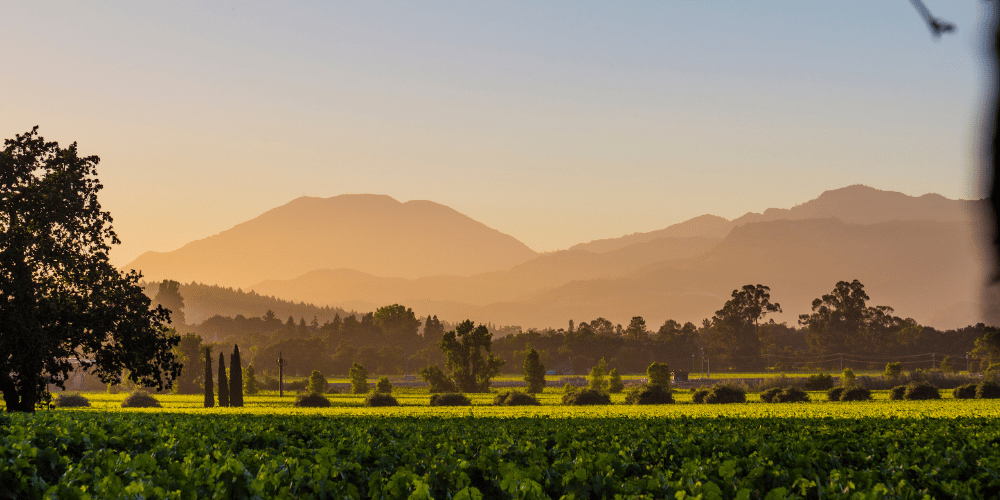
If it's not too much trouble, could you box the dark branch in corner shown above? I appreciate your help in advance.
[909,0,956,38]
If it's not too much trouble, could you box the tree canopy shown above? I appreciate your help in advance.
[440,320,504,392]
[0,127,180,412]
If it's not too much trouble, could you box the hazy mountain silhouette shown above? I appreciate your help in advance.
[125,195,538,286]
[570,185,977,254]
[128,185,985,329]
[393,218,981,330]
[251,236,719,306]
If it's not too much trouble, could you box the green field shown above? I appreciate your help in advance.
[3,390,999,499]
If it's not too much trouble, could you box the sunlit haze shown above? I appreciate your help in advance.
[0,1,986,265]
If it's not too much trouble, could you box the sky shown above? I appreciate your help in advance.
[1,1,989,265]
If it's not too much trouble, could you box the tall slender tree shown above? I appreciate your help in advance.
[523,347,546,394]
[229,345,244,407]
[217,352,229,407]
[203,346,214,408]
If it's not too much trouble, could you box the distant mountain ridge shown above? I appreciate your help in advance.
[126,185,987,330]
[570,185,978,254]
[125,194,538,286]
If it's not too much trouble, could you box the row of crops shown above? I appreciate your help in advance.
[3,408,1000,499]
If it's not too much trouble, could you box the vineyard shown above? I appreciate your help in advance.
[2,392,999,499]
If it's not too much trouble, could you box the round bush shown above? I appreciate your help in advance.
[903,382,940,400]
[365,392,399,407]
[294,393,331,407]
[760,387,782,403]
[430,393,471,406]
[839,387,872,402]
[774,387,810,403]
[624,384,674,405]
[692,388,710,404]
[953,384,978,399]
[54,393,90,408]
[561,388,611,405]
[805,373,834,391]
[888,385,907,401]
[121,391,161,408]
[704,384,746,404]
[826,387,845,401]
[493,390,540,406]
[976,380,1000,399]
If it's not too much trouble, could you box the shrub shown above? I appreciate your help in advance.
[903,381,940,400]
[805,373,834,391]
[774,387,810,403]
[308,370,328,394]
[841,368,857,388]
[839,387,871,401]
[54,393,90,408]
[977,379,1000,399]
[121,391,161,408]
[647,362,671,389]
[692,388,710,404]
[430,393,472,406]
[523,347,546,394]
[563,383,576,394]
[244,364,259,395]
[760,387,783,403]
[939,356,955,373]
[884,362,903,381]
[493,390,540,406]
[375,376,392,394]
[365,392,399,407]
[294,393,331,407]
[608,368,624,394]
[562,388,611,405]
[888,385,907,401]
[827,387,845,401]
[624,384,674,405]
[349,363,369,394]
[953,384,978,399]
[704,384,746,404]
[420,365,457,393]
[588,358,609,392]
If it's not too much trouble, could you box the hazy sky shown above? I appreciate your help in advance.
[1,1,988,264]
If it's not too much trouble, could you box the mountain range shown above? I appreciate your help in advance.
[125,185,987,330]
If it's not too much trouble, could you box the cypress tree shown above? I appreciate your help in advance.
[204,346,214,408]
[218,352,229,407]
[523,347,546,394]
[229,344,244,407]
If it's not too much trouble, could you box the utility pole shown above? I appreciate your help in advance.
[707,356,710,379]
[277,352,285,398]
[967,352,971,373]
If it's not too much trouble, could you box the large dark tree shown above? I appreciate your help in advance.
[204,346,213,408]
[708,284,781,370]
[229,344,243,407]
[217,352,229,407]
[0,127,180,412]
[440,320,505,393]
[373,304,422,349]
[798,280,904,356]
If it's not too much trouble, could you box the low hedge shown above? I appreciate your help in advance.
[121,391,161,408]
[493,390,540,406]
[562,388,611,405]
[294,393,331,407]
[692,388,710,404]
[953,384,978,399]
[976,380,1000,399]
[624,385,674,405]
[704,384,746,404]
[430,393,471,406]
[903,382,940,400]
[365,393,399,407]
[839,386,872,402]
[54,393,91,408]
